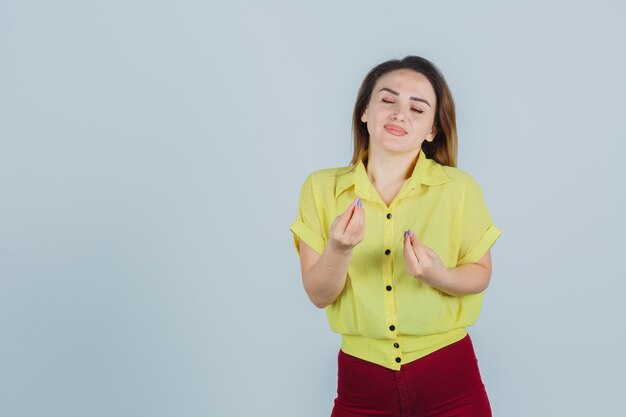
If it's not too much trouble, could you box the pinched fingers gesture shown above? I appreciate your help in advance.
[328,197,366,253]
[403,229,448,287]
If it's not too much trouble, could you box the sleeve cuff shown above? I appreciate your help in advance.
[290,219,326,255]
[457,224,502,265]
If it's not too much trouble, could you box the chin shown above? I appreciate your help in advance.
[380,146,414,156]
[378,140,420,153]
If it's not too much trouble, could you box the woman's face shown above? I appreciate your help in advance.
[361,69,437,157]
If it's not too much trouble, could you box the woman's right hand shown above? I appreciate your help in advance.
[327,197,365,254]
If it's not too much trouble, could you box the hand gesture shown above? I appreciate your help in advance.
[327,197,365,254]
[403,229,448,287]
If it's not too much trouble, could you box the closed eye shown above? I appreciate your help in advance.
[382,99,424,114]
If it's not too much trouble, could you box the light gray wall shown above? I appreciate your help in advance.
[1,1,624,416]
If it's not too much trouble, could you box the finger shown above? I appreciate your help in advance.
[346,200,365,236]
[410,233,433,255]
[348,196,360,211]
[403,230,418,267]
[335,200,357,233]
[423,246,436,257]
[415,243,429,263]
[345,197,360,219]
[343,197,363,233]
[410,233,436,260]
[408,231,425,251]
[346,197,363,221]
[407,231,426,263]
[348,202,364,226]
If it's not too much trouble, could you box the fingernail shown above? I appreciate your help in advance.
[352,197,359,207]
[356,198,362,208]
[404,230,408,239]
[408,229,414,237]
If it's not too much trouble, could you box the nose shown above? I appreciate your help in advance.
[391,104,406,122]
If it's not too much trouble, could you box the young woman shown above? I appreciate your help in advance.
[290,56,501,417]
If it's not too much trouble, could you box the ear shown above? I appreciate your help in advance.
[361,108,368,123]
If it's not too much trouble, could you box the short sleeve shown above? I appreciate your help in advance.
[456,176,502,265]
[289,173,327,255]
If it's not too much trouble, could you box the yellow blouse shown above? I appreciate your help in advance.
[290,148,501,370]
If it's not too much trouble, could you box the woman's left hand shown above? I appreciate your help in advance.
[403,229,449,287]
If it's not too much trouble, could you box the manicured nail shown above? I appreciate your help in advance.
[356,198,363,208]
[407,229,414,237]
[404,230,408,239]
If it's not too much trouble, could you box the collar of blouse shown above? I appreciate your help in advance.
[335,148,451,200]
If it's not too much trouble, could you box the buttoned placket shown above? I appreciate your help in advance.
[335,148,447,369]
[356,173,427,368]
[373,187,415,367]
[390,182,427,366]
[382,204,403,365]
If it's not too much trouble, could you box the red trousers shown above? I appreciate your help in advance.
[331,334,492,417]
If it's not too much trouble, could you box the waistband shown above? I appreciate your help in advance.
[341,327,468,371]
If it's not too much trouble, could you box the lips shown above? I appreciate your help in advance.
[384,124,407,136]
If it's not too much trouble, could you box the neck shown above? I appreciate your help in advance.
[365,147,420,187]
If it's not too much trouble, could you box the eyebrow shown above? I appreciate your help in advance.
[378,87,431,107]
